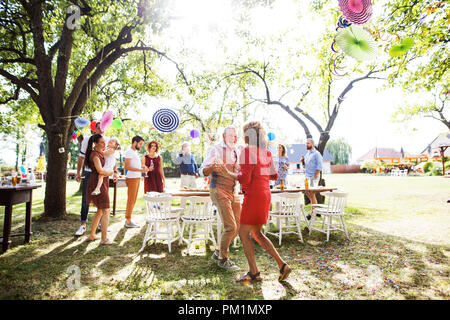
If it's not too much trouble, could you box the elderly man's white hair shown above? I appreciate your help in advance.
[306,138,315,145]
[181,141,190,149]
[222,126,237,137]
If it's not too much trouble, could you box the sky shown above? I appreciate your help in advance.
[0,0,446,166]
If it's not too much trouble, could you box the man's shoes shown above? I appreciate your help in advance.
[124,221,140,228]
[75,225,86,236]
[218,259,240,271]
[306,214,321,220]
[211,251,219,261]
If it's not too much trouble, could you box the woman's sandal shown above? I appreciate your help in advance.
[236,271,262,282]
[278,263,292,282]
[100,239,116,245]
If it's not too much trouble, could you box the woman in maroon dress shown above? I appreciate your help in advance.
[85,134,115,245]
[219,121,292,282]
[142,140,165,193]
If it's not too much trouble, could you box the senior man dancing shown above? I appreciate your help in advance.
[199,127,241,271]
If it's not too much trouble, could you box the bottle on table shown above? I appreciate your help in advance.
[280,178,285,191]
[305,177,309,190]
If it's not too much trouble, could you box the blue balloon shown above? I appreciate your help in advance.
[268,132,276,141]
[74,117,90,129]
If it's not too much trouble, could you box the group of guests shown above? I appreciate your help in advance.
[73,120,323,283]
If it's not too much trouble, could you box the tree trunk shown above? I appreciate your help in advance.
[317,132,330,156]
[42,131,69,218]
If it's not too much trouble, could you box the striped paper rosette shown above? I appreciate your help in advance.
[152,108,179,133]
[338,0,373,25]
[336,25,377,61]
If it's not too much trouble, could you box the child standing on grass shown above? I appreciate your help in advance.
[91,137,120,195]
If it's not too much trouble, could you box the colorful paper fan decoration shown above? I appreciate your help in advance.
[152,108,179,133]
[335,25,377,61]
[111,119,123,129]
[190,129,200,139]
[74,117,90,129]
[267,132,276,141]
[388,38,414,57]
[100,110,113,132]
[338,0,373,25]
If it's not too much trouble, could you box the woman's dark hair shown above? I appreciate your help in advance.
[279,144,287,157]
[146,140,160,154]
[85,134,103,170]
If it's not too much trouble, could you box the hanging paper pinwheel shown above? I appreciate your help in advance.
[335,25,377,61]
[338,0,373,25]
[267,132,276,141]
[74,117,90,129]
[152,108,179,133]
[100,110,113,132]
[388,38,414,57]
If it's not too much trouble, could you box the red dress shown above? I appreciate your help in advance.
[238,146,278,225]
[86,151,110,209]
[144,155,164,193]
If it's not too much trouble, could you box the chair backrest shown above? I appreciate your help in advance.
[143,195,174,220]
[183,196,213,219]
[277,192,302,216]
[319,191,348,214]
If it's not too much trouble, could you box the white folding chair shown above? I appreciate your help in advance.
[309,191,349,242]
[265,192,304,245]
[180,196,217,254]
[140,195,181,253]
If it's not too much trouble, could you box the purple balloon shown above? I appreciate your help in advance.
[190,129,200,139]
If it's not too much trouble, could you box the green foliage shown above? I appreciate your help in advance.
[326,137,352,165]
[361,159,381,172]
[423,161,434,173]
[431,165,443,176]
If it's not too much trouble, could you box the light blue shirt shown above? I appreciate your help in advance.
[304,148,323,178]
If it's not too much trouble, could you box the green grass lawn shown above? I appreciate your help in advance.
[0,174,449,300]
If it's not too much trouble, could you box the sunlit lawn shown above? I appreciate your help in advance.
[0,174,449,299]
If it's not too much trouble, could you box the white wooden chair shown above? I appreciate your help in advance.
[309,191,349,242]
[264,192,304,245]
[140,195,181,253]
[180,196,217,254]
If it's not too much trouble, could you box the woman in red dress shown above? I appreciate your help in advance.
[142,140,165,193]
[85,134,115,245]
[219,121,292,282]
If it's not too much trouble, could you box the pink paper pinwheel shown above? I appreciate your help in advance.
[100,110,113,132]
[338,0,373,25]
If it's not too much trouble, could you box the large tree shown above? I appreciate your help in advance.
[0,0,187,218]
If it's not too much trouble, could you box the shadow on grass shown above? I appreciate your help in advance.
[0,213,448,300]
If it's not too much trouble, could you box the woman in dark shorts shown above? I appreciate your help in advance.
[85,134,115,245]
[219,121,292,282]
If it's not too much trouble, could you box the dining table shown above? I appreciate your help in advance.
[0,184,41,253]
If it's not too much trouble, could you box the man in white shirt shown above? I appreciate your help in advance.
[199,127,241,270]
[75,122,117,236]
[123,135,148,228]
